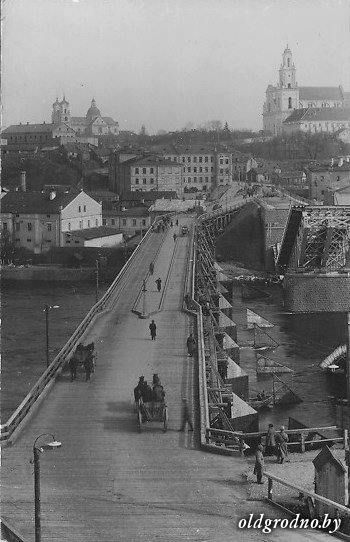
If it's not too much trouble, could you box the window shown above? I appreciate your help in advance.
[2,222,7,231]
[75,240,79,244]
[142,168,146,174]
[87,220,90,227]
[68,222,71,231]
[27,222,32,231]
[143,179,147,184]
[288,97,292,109]
[27,238,32,243]
[142,219,146,226]
[102,219,106,226]
[193,167,197,173]
[135,168,139,174]
[220,169,223,174]
[111,219,115,226]
[187,157,191,162]
[46,214,51,218]
[150,168,154,173]
[47,223,52,232]
[205,167,208,173]
[199,177,202,182]
[220,159,223,164]
[287,58,290,67]
[211,157,214,162]
[225,159,229,164]
[194,157,197,163]
[132,219,136,226]
[122,219,126,226]
[78,206,81,212]
[187,167,191,173]
[199,167,202,172]
[83,205,86,212]
[16,223,20,232]
[199,156,202,162]
[79,220,83,229]
[135,179,139,184]
[188,177,191,182]
[95,219,98,226]
[66,240,71,244]
[211,167,214,172]
[182,157,185,163]
[194,177,197,182]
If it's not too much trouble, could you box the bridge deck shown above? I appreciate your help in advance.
[1,216,333,541]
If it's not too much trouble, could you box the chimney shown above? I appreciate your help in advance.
[49,190,56,200]
[20,171,26,192]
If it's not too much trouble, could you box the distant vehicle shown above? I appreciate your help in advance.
[181,225,189,235]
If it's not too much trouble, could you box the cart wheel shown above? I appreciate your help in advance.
[163,406,168,432]
[138,408,143,432]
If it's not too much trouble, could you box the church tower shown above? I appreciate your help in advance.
[263,45,299,135]
[52,96,71,125]
[278,45,297,89]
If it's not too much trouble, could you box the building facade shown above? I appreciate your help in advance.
[1,189,102,253]
[263,46,349,135]
[102,208,152,236]
[308,160,350,201]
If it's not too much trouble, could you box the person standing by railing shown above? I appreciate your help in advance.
[254,444,264,484]
[276,426,289,464]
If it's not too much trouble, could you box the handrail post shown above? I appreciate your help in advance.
[301,432,306,453]
[267,477,273,500]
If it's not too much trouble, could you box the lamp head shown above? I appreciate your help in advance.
[42,439,62,450]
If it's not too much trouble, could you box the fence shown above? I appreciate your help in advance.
[0,223,159,443]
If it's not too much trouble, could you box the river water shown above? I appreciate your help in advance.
[1,281,108,420]
[225,276,347,430]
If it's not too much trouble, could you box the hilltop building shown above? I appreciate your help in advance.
[263,46,350,135]
[2,97,119,152]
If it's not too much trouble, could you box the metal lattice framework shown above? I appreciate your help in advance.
[278,206,350,272]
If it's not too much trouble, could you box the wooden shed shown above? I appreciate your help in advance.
[312,446,346,517]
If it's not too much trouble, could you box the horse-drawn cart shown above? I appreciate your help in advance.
[136,398,168,432]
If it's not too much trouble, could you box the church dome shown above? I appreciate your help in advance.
[86,98,101,121]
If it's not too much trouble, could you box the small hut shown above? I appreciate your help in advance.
[312,446,346,517]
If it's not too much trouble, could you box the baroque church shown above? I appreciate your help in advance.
[52,97,119,139]
[263,46,350,135]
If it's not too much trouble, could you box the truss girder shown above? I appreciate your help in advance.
[281,205,350,272]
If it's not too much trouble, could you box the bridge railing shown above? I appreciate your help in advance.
[0,222,159,443]
[263,471,350,533]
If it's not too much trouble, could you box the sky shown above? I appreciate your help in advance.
[2,0,350,133]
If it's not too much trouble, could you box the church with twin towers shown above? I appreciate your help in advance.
[263,45,350,136]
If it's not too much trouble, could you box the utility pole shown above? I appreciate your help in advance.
[44,305,49,368]
[95,259,99,304]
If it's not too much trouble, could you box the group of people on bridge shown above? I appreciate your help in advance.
[68,342,96,382]
[134,374,165,404]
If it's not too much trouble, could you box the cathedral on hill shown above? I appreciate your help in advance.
[52,97,119,140]
[263,46,350,136]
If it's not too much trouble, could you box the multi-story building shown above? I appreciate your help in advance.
[2,97,119,152]
[263,46,349,135]
[102,207,152,236]
[282,107,350,134]
[307,159,350,201]
[110,145,239,195]
[109,155,183,195]
[0,185,102,253]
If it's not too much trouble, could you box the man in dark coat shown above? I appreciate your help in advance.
[149,320,157,340]
[265,423,276,456]
[254,444,264,484]
[155,278,162,292]
[134,376,145,401]
[180,398,193,431]
[186,333,196,357]
[69,356,78,382]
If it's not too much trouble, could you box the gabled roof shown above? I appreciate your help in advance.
[299,86,343,101]
[284,108,350,124]
[120,155,179,167]
[66,226,122,240]
[102,117,118,126]
[2,123,54,134]
[70,117,88,125]
[313,446,346,473]
[0,190,81,214]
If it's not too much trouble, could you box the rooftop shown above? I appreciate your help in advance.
[0,190,80,214]
[299,86,344,101]
[2,123,54,135]
[284,108,350,124]
[121,155,181,167]
[103,207,150,217]
[120,190,178,201]
[66,226,122,240]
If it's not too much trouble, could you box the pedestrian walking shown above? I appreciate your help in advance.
[155,277,162,292]
[179,398,193,431]
[254,444,264,484]
[149,262,154,275]
[149,319,157,340]
[265,423,276,456]
[186,333,196,357]
[276,426,289,464]
[69,356,78,382]
[173,233,177,242]
[83,357,93,382]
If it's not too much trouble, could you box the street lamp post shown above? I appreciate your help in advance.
[33,433,62,542]
[139,279,147,319]
[95,259,99,304]
[43,305,59,368]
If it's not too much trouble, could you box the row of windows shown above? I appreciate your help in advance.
[134,167,154,174]
[9,134,50,142]
[67,219,99,230]
[102,218,147,227]
[134,178,155,185]
[185,166,213,173]
[78,205,87,212]
[186,177,212,183]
